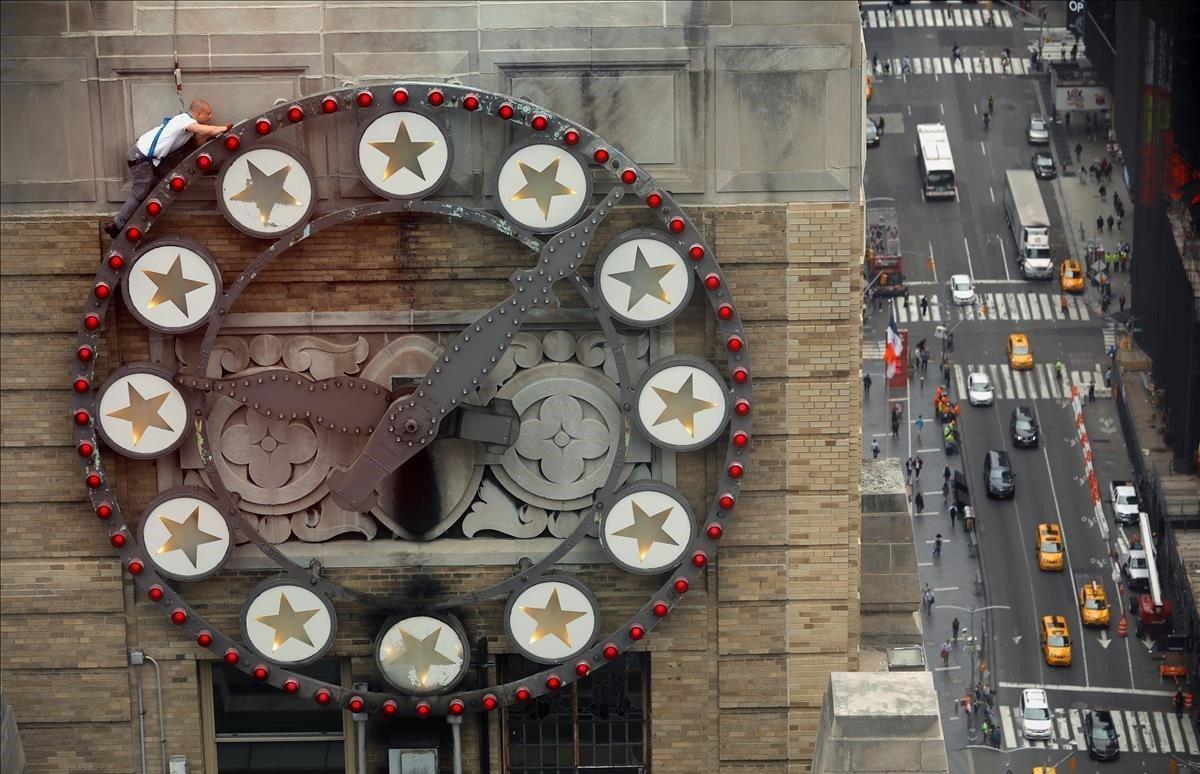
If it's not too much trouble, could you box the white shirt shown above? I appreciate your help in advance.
[135,112,196,165]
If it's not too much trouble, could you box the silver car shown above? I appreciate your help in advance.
[866,117,880,147]
[967,372,994,407]
[1027,113,1049,144]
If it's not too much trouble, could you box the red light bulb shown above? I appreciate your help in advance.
[482,694,498,711]
[86,472,102,489]
[719,494,736,510]
[448,698,464,715]
[603,644,619,660]
[733,431,749,448]
[169,176,185,192]
[704,274,721,290]
[728,462,744,478]
[109,531,125,547]
[734,399,751,416]
[84,314,101,330]
[668,217,685,233]
[427,89,444,106]
[593,148,610,164]
[77,345,94,363]
[356,91,374,107]
[717,304,733,321]
[283,679,299,694]
[498,103,514,120]
[170,608,188,625]
[77,442,94,457]
[688,244,705,261]
[348,696,366,712]
[196,154,212,171]
[732,367,749,384]
[255,119,271,135]
[646,192,663,208]
[462,94,479,111]
[146,200,162,216]
[531,115,548,131]
[392,88,409,105]
[94,282,111,299]
[224,135,240,152]
[416,701,431,716]
[288,105,305,122]
[707,523,724,540]
[629,625,645,641]
[320,98,337,114]
[561,129,580,147]
[148,585,164,601]
[515,687,531,702]
[692,551,708,568]
[546,675,562,690]
[125,560,141,577]
[253,666,269,681]
[95,503,112,519]
[726,335,743,352]
[107,254,124,270]
[74,409,91,425]
[575,662,590,677]
[73,379,90,394]
[673,578,690,594]
[125,226,141,240]
[196,631,213,647]
[383,699,398,715]
[223,649,239,665]
[315,689,331,705]
[621,169,637,184]
[653,602,668,618]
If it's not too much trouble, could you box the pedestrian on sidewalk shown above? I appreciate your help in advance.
[905,456,913,480]
[1065,112,1071,131]
[943,464,952,484]
[1117,215,1123,231]
[933,533,943,558]
[1096,214,1104,234]
[913,455,924,480]
[1105,366,1113,388]
[952,42,962,64]
[863,372,872,397]
[915,414,925,443]
[1099,182,1107,200]
[871,439,881,459]
[914,491,925,514]
[920,295,929,318]
[902,55,912,75]
[1119,293,1126,312]
[1088,382,1096,402]
[949,502,959,527]
[1107,215,1115,232]
[1071,41,1078,62]
[1075,142,1083,164]
[951,617,960,642]
[940,640,951,667]
[942,478,951,502]
[922,584,935,614]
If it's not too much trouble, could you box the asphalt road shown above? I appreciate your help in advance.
[862,4,1196,771]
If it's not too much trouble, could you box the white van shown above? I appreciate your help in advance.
[1020,688,1053,740]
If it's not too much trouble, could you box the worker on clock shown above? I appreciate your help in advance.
[105,98,229,238]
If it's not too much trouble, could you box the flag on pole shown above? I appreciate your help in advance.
[885,316,903,379]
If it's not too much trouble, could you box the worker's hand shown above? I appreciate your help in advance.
[225,123,233,132]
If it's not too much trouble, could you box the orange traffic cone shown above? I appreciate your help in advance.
[1118,614,1128,638]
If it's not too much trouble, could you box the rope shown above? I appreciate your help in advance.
[172,0,184,111]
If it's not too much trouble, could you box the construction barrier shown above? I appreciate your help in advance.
[1070,386,1108,541]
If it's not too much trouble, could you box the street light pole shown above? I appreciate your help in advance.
[935,603,1011,732]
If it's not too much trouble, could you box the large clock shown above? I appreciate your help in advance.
[72,83,753,716]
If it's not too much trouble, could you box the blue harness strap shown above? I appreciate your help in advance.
[146,116,172,165]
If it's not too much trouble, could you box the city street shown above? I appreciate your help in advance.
[862,2,1197,772]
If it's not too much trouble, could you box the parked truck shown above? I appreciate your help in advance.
[1108,480,1141,525]
[1003,170,1053,279]
[865,205,907,297]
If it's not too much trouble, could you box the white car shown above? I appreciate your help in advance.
[967,372,994,406]
[1020,688,1053,740]
[949,274,976,305]
[1027,113,1050,144]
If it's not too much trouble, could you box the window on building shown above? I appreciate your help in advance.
[501,652,649,774]
[202,659,350,773]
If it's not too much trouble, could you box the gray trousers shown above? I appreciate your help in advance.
[113,148,163,228]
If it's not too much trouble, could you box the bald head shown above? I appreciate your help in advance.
[189,99,213,123]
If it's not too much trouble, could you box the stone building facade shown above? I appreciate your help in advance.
[0,2,865,772]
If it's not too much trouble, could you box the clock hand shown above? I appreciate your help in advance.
[327,187,626,512]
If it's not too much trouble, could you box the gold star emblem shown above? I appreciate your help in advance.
[609,247,675,310]
[156,507,222,568]
[229,161,303,225]
[106,381,175,445]
[368,120,436,181]
[511,158,575,218]
[253,592,320,652]
[652,374,719,438]
[519,588,587,647]
[382,624,458,687]
[612,500,678,560]
[142,255,209,316]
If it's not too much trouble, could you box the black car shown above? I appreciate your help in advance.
[1084,710,1120,760]
[1010,406,1039,447]
[1032,150,1057,179]
[983,449,1015,499]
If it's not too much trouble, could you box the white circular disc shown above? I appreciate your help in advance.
[97,370,188,456]
[218,147,315,237]
[357,111,450,198]
[376,616,468,695]
[126,245,219,332]
[597,237,692,326]
[601,486,693,574]
[505,580,598,664]
[243,584,335,665]
[496,143,589,232]
[636,362,729,451]
[141,495,231,580]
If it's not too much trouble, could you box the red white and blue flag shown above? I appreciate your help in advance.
[885,316,903,378]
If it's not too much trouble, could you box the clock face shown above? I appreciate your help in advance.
[74,84,752,718]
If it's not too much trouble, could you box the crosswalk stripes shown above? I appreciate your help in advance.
[863,340,886,360]
[1103,327,1117,351]
[997,705,1200,755]
[890,293,1091,324]
[951,363,1111,401]
[877,55,1030,78]
[865,7,1014,29]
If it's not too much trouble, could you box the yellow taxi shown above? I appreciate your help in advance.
[1036,523,1064,571]
[1033,769,1057,774]
[1059,259,1085,293]
[1079,581,1111,627]
[1007,333,1034,370]
[1040,615,1072,666]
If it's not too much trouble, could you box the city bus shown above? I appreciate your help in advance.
[916,123,956,200]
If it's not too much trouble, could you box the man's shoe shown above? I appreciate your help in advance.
[103,222,120,239]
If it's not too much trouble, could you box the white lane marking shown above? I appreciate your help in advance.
[1121,710,1141,753]
[994,363,1011,399]
[1180,711,1200,753]
[998,239,1010,281]
[1159,711,1179,753]
[1017,294,1031,320]
[1044,364,1061,400]
[1002,10,1013,27]
[1012,367,1026,400]
[989,186,995,203]
[1039,294,1054,319]
[1054,709,1070,744]
[963,236,974,279]
[1002,705,1018,748]
[1140,711,1159,754]
[954,364,967,400]
[981,140,987,156]
[1034,363,1050,399]
[1110,711,1131,752]
[933,586,959,592]
[1069,708,1086,750]
[994,293,1008,320]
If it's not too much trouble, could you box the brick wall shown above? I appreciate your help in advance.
[0,196,861,772]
